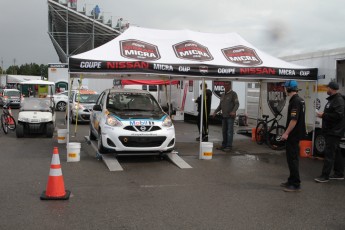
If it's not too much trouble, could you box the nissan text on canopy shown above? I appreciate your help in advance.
[68,26,318,153]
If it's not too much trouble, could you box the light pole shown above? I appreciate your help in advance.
[13,58,16,75]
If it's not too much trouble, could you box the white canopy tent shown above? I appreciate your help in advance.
[69,26,317,80]
[68,26,318,155]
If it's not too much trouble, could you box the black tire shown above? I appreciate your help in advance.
[56,101,66,111]
[1,114,8,134]
[255,122,266,145]
[314,129,326,157]
[89,123,97,140]
[97,129,106,153]
[16,122,24,138]
[267,125,286,150]
[46,123,54,138]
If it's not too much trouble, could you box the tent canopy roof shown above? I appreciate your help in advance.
[69,27,318,81]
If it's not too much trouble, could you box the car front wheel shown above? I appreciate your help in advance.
[97,130,106,153]
[89,123,97,140]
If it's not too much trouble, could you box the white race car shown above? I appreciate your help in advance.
[89,88,175,155]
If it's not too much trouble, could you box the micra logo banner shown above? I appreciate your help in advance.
[267,82,286,115]
[212,81,227,99]
[173,40,214,62]
[222,45,262,66]
[120,39,161,61]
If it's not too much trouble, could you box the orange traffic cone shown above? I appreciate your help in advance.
[40,147,70,200]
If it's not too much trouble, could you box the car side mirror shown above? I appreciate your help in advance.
[93,104,102,111]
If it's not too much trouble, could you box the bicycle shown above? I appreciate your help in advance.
[1,102,16,134]
[255,113,286,150]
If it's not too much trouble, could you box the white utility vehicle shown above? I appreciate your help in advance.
[16,80,56,138]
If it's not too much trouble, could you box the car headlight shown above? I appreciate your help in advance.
[162,116,173,127]
[106,115,122,127]
[74,104,84,110]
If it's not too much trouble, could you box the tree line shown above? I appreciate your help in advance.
[0,63,48,79]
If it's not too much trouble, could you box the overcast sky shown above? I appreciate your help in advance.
[1,0,345,69]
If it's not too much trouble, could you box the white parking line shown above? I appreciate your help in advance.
[166,151,192,169]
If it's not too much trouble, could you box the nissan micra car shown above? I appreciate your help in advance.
[89,88,175,155]
[69,89,99,123]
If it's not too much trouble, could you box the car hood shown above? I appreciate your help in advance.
[80,103,95,110]
[112,110,166,120]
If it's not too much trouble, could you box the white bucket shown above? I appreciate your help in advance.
[200,142,213,160]
[57,129,68,144]
[67,142,81,162]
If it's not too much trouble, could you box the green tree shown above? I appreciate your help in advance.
[6,65,20,75]
[5,63,48,79]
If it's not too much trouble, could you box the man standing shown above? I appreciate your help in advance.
[281,80,306,192]
[195,83,212,142]
[212,81,239,151]
[315,81,345,183]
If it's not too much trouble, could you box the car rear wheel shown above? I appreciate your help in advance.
[56,101,66,111]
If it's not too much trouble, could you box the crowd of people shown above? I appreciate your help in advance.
[194,80,345,192]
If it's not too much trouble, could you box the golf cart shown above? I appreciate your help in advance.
[16,80,56,138]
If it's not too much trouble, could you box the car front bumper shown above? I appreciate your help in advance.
[100,124,175,153]
[72,109,91,122]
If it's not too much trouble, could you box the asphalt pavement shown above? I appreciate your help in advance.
[0,110,345,230]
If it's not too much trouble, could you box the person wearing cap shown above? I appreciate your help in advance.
[314,81,345,183]
[281,80,306,192]
[212,81,239,151]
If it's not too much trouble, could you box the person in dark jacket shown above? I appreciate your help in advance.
[281,80,306,192]
[212,81,239,151]
[315,81,345,182]
[195,83,212,142]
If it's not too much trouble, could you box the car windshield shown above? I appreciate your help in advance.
[20,98,52,111]
[107,92,161,112]
[75,94,99,103]
[5,91,20,97]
